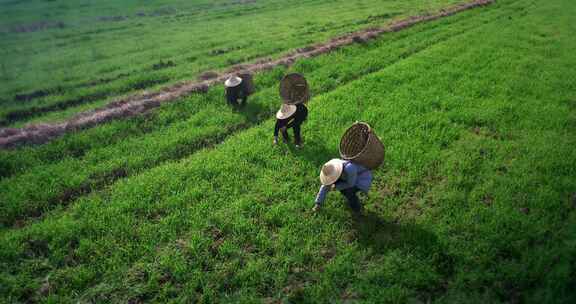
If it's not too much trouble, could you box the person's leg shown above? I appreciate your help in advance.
[226,88,234,107]
[227,96,239,108]
[293,124,302,146]
[281,127,289,143]
[340,187,362,212]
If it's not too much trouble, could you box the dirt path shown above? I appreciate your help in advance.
[0,0,494,149]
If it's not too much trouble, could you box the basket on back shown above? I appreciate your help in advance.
[239,73,255,95]
[279,73,310,105]
[339,122,385,170]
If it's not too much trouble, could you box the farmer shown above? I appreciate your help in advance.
[224,75,248,108]
[312,158,373,213]
[273,103,308,148]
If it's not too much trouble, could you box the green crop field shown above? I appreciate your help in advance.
[0,0,462,127]
[1,0,576,303]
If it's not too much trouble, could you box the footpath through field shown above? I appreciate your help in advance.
[1,0,575,302]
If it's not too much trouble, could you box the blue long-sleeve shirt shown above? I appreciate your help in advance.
[314,160,372,205]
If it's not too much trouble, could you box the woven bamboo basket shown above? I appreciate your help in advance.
[279,73,310,105]
[239,73,255,95]
[339,122,385,170]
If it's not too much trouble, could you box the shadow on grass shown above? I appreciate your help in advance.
[233,99,274,124]
[351,211,442,256]
[290,140,334,168]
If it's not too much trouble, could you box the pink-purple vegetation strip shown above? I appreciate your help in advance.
[0,0,494,149]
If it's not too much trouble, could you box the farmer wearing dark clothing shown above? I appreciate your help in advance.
[313,159,373,213]
[274,103,308,147]
[225,76,248,108]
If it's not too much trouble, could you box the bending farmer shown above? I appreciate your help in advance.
[225,75,248,108]
[313,159,373,213]
[274,103,308,148]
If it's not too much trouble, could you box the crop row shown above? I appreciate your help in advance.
[0,0,515,229]
[4,0,575,302]
[0,0,464,126]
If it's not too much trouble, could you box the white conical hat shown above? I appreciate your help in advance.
[319,159,345,186]
[276,104,297,120]
[225,76,242,88]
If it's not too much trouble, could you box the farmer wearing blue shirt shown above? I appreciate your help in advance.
[313,158,373,213]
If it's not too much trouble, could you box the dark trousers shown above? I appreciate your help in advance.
[226,88,247,108]
[281,122,302,145]
[339,187,362,212]
[228,96,247,108]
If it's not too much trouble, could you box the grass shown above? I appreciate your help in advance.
[1,0,576,302]
[0,0,463,127]
[0,2,506,229]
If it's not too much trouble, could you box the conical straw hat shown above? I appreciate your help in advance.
[225,76,242,88]
[276,104,297,120]
[319,159,345,186]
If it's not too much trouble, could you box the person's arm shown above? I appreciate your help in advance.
[226,87,237,104]
[273,120,282,144]
[314,185,331,206]
[335,164,357,190]
[225,87,231,102]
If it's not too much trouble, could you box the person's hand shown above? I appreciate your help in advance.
[330,184,336,190]
[312,204,321,212]
[273,136,278,145]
